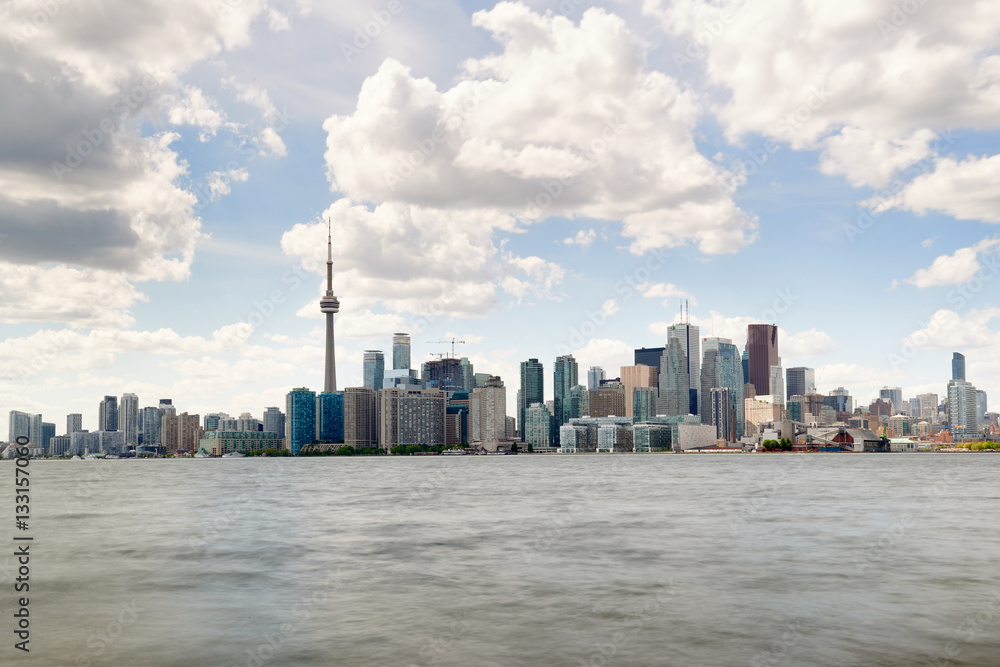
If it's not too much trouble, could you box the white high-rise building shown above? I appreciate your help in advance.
[769,361,785,407]
[263,407,285,438]
[470,376,506,444]
[8,410,32,443]
[947,380,979,433]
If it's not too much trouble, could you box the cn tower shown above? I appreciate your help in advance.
[320,218,340,392]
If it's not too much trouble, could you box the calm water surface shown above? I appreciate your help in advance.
[3,454,1000,666]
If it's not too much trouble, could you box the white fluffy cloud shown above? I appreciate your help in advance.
[646,0,1000,212]
[905,238,1000,288]
[322,3,756,255]
[885,155,1000,223]
[0,0,290,330]
[564,229,597,248]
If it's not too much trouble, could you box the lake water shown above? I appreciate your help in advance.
[3,454,1000,666]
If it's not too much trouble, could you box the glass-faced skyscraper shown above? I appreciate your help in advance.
[667,323,700,415]
[99,395,118,432]
[658,339,690,416]
[519,359,544,442]
[553,354,578,436]
[393,333,411,371]
[316,392,344,443]
[286,387,317,455]
[952,352,966,381]
[363,351,385,391]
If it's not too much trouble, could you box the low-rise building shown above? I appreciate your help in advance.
[199,431,283,455]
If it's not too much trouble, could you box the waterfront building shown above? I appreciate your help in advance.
[316,392,345,443]
[378,388,446,449]
[633,423,673,452]
[519,359,544,441]
[947,379,979,436]
[7,411,32,444]
[524,403,553,447]
[140,406,161,444]
[263,407,286,439]
[200,431,283,456]
[49,435,71,456]
[553,355,578,437]
[120,393,139,445]
[286,387,317,455]
[41,422,55,452]
[344,387,378,448]
[470,376,506,445]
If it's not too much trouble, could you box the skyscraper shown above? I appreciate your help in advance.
[286,387,317,455]
[952,352,966,381]
[99,395,118,432]
[977,390,988,423]
[524,403,553,447]
[770,361,785,407]
[8,411,31,443]
[344,387,378,448]
[621,365,657,417]
[459,357,474,391]
[140,406,161,445]
[634,347,665,385]
[422,357,464,392]
[320,219,341,392]
[746,324,779,396]
[393,333,411,370]
[947,379,978,435]
[880,387,903,414]
[363,350,385,391]
[658,339,690,416]
[587,366,605,390]
[470,376,506,444]
[67,413,83,434]
[263,407,286,438]
[120,393,139,445]
[553,355,578,435]
[379,388,446,449]
[316,392,345,443]
[667,322,700,415]
[786,367,816,401]
[710,388,733,442]
[519,358,544,441]
[709,342,744,439]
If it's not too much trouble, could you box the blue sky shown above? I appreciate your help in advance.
[2,0,999,436]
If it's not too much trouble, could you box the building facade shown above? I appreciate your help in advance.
[746,324,779,396]
[344,387,378,448]
[363,350,385,392]
[378,388,446,449]
[519,359,544,441]
[286,387,317,455]
[316,392,345,443]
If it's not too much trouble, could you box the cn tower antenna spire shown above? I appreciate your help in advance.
[320,216,339,392]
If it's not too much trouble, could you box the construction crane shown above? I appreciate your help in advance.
[429,338,466,359]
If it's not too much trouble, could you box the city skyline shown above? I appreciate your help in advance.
[3,0,1000,438]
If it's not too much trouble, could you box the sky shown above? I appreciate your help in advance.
[2,0,1000,436]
